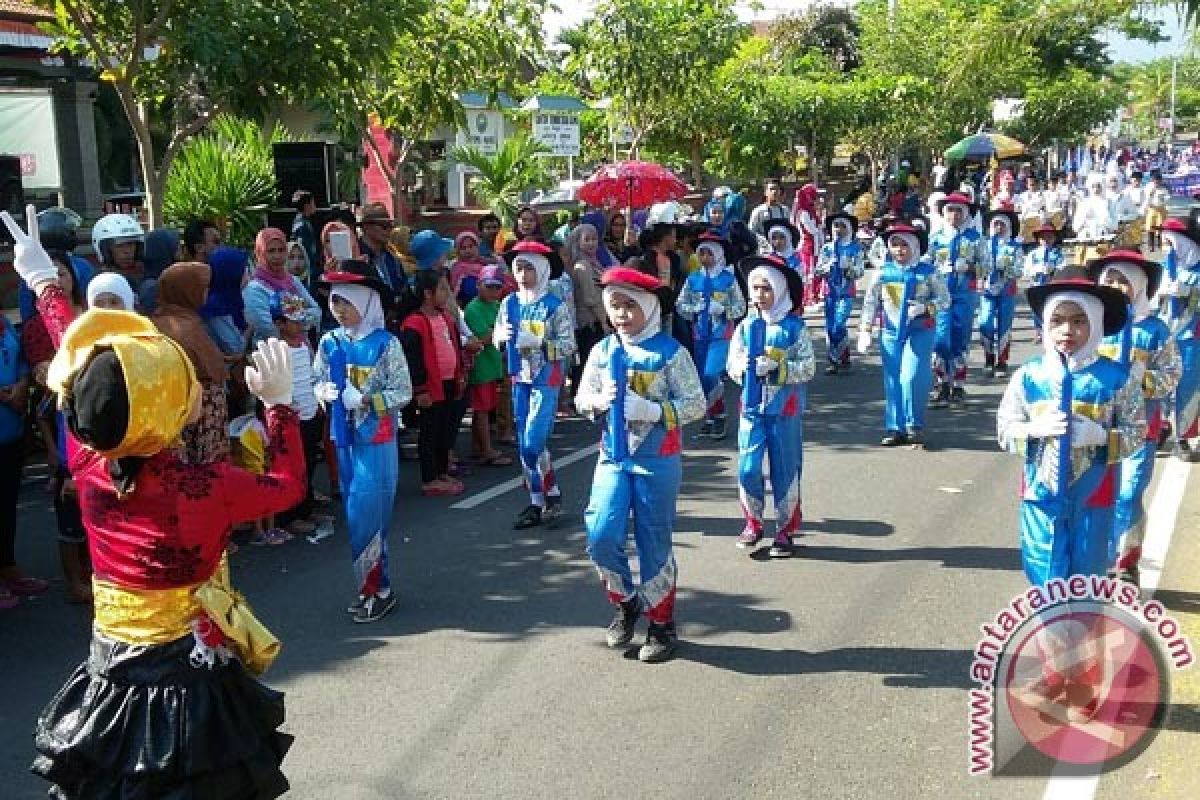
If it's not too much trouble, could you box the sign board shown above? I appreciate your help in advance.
[612,123,635,145]
[0,90,61,190]
[456,110,504,155]
[992,98,1025,123]
[532,113,580,157]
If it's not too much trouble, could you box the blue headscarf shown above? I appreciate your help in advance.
[581,210,616,267]
[200,246,248,330]
[725,191,747,224]
[703,199,731,237]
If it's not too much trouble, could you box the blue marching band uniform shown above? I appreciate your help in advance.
[816,213,865,374]
[1160,218,1200,460]
[675,233,746,439]
[929,193,982,405]
[977,210,1024,377]
[728,255,815,557]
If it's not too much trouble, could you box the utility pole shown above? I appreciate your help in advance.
[1170,56,1178,142]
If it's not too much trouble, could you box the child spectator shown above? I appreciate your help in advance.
[450,231,488,307]
[463,266,513,467]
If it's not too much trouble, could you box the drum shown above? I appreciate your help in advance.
[1049,210,1066,231]
[1117,217,1143,248]
[1063,236,1115,266]
[1019,216,1041,243]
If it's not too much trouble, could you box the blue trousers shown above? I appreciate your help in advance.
[978,293,1016,363]
[337,441,399,596]
[1113,438,1154,572]
[934,296,974,387]
[1020,464,1113,585]
[696,337,730,419]
[585,455,680,624]
[824,293,855,365]
[513,381,560,505]
[880,326,935,433]
[1176,321,1199,440]
[737,410,802,538]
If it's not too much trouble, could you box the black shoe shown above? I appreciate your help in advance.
[984,366,996,379]
[352,591,397,624]
[950,387,966,404]
[638,622,679,663]
[930,385,950,408]
[984,353,995,371]
[824,363,839,375]
[769,537,794,558]
[346,595,367,615]
[996,362,1009,378]
[880,431,908,447]
[710,416,727,440]
[542,497,563,525]
[514,504,543,529]
[695,419,714,440]
[606,599,641,647]
[1174,441,1200,463]
[1115,565,1140,587]
[906,429,925,449]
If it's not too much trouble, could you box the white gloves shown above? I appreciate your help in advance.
[515,329,542,350]
[856,330,872,354]
[706,299,724,316]
[493,323,512,346]
[583,379,617,414]
[1022,410,1068,439]
[315,382,339,404]
[341,384,364,411]
[624,390,662,423]
[0,205,59,292]
[1071,414,1108,447]
[754,355,776,377]
[245,339,294,408]
[1160,280,1187,298]
[906,300,928,318]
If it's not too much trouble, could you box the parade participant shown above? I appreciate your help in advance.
[1072,175,1116,240]
[1024,224,1065,287]
[494,240,578,529]
[978,209,1024,378]
[997,270,1144,587]
[791,183,823,306]
[929,192,982,407]
[1105,173,1140,247]
[575,268,704,662]
[858,224,951,447]
[675,233,746,439]
[925,191,946,234]
[313,259,412,623]
[1087,252,1180,586]
[1160,217,1200,461]
[1017,175,1049,227]
[2,205,305,798]
[727,255,815,556]
[1143,172,1170,251]
[764,219,804,271]
[867,213,899,269]
[815,212,865,374]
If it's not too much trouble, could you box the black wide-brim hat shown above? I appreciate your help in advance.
[1162,216,1200,247]
[881,223,928,257]
[1026,268,1128,336]
[738,254,804,308]
[824,211,858,238]
[763,218,802,246]
[984,209,1020,237]
[319,258,395,308]
[1084,249,1163,298]
[1032,222,1061,241]
[695,231,736,266]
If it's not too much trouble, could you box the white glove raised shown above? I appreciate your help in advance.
[515,329,542,350]
[245,338,294,408]
[341,384,364,411]
[1023,409,1068,439]
[1070,414,1108,447]
[856,330,872,354]
[0,205,59,292]
[706,299,724,316]
[906,300,928,318]
[315,381,339,404]
[754,355,775,377]
[623,390,662,423]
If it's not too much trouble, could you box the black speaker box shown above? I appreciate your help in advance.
[0,156,24,244]
[273,142,339,209]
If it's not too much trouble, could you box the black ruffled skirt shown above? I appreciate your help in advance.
[32,631,292,799]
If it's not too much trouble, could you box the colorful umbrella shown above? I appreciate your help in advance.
[945,132,1026,162]
[577,160,688,210]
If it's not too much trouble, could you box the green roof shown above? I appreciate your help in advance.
[457,92,517,110]
[519,94,590,112]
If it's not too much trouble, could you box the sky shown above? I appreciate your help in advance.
[543,1,1192,64]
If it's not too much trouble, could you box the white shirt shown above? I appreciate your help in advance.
[289,342,319,421]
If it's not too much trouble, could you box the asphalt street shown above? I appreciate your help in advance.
[1,298,1194,800]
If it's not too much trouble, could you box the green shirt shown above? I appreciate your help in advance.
[464,296,503,384]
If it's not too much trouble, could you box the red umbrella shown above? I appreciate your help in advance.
[577,160,688,210]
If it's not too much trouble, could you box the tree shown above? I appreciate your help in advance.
[999,68,1124,148]
[452,134,554,225]
[37,0,405,227]
[767,4,861,74]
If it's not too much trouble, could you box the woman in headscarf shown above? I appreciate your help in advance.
[86,272,136,311]
[201,246,250,359]
[152,261,232,465]
[791,183,823,307]
[574,267,704,663]
[581,210,617,267]
[137,227,181,313]
[244,228,322,345]
[566,222,608,395]
[2,204,304,799]
[286,240,311,287]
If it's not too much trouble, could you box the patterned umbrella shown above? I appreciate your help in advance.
[944,132,1026,162]
[576,160,688,210]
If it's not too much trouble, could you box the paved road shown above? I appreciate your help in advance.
[1,300,1193,799]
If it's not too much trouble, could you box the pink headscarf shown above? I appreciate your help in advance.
[253,227,293,292]
[793,183,819,216]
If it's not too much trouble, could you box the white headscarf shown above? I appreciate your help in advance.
[927,191,946,217]
[331,284,385,341]
[767,225,795,258]
[696,241,728,277]
[831,217,854,243]
[887,232,922,268]
[1101,263,1153,320]
[602,285,661,346]
[86,271,136,310]
[514,253,551,304]
[1165,231,1200,271]
[747,265,793,323]
[1043,291,1104,373]
[989,216,1013,240]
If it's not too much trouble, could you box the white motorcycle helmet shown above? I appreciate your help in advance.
[91,213,145,266]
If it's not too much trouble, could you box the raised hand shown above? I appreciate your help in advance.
[0,204,58,291]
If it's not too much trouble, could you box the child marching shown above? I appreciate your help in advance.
[727,255,815,557]
[1088,252,1180,586]
[1023,223,1065,287]
[1159,217,1200,462]
[764,219,804,271]
[816,212,866,374]
[575,268,704,663]
[857,224,951,448]
[494,240,578,528]
[977,209,1024,378]
[929,192,982,407]
[313,260,413,623]
[675,233,746,439]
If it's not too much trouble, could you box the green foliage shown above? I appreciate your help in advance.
[1000,69,1123,148]
[163,115,293,248]
[451,134,554,225]
[768,5,861,74]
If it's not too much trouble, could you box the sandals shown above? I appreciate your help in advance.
[250,528,291,546]
[421,479,465,497]
[478,453,513,467]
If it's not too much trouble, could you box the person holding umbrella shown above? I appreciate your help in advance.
[977,209,1024,378]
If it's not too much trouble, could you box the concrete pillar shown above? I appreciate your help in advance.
[53,79,103,219]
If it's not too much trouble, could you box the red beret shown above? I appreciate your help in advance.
[1161,218,1189,233]
[510,239,554,255]
[601,267,665,292]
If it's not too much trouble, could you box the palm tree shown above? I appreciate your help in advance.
[452,133,555,225]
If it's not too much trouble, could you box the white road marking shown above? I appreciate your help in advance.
[450,443,600,510]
